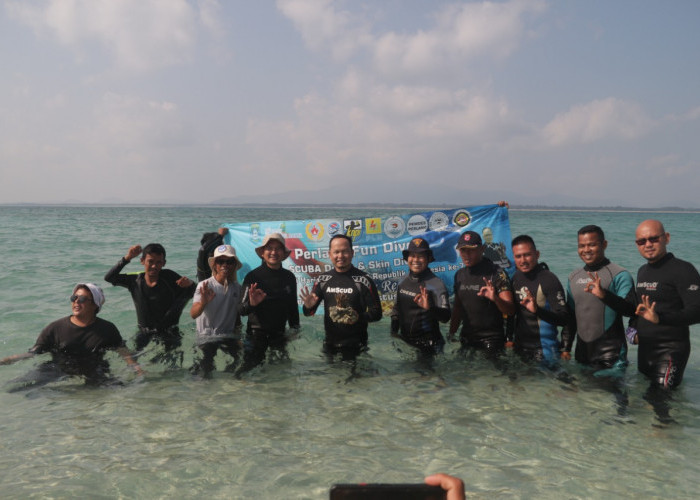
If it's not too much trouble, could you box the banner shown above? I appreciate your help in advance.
[224,204,514,314]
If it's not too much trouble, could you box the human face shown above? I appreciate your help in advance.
[71,287,97,320]
[512,243,540,273]
[635,220,669,263]
[262,240,285,269]
[407,252,428,274]
[459,245,484,268]
[330,237,353,272]
[213,258,237,280]
[577,232,607,267]
[141,252,165,279]
[482,227,493,244]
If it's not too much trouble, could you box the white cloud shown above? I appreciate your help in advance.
[5,0,210,71]
[542,98,655,146]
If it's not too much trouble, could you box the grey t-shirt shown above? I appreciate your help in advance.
[193,277,242,345]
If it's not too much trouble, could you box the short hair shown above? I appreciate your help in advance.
[577,225,605,242]
[142,243,166,259]
[329,234,353,250]
[511,234,536,249]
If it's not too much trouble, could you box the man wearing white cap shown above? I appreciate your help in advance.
[190,245,243,377]
[1,283,142,388]
[236,233,300,374]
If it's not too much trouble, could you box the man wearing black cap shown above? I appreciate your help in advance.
[391,237,450,359]
[449,230,515,357]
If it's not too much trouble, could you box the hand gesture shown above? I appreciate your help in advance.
[584,272,605,299]
[413,286,430,310]
[520,287,537,313]
[199,281,215,306]
[635,294,659,324]
[477,277,497,302]
[176,276,193,288]
[300,286,319,309]
[125,245,142,261]
[248,283,267,307]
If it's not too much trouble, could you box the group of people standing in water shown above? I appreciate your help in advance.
[2,210,699,422]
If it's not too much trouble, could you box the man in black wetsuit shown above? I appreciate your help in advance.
[1,283,142,389]
[196,227,228,282]
[301,234,382,361]
[236,233,300,375]
[510,235,570,366]
[390,237,450,360]
[449,230,515,357]
[588,220,700,393]
[105,243,196,365]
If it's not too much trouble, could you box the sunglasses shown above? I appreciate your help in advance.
[70,295,93,304]
[635,234,664,246]
[215,259,237,266]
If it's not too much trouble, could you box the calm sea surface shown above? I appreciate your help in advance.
[1,206,699,499]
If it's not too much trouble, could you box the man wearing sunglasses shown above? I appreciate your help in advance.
[0,283,142,389]
[587,220,700,393]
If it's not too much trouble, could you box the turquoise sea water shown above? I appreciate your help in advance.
[1,206,699,499]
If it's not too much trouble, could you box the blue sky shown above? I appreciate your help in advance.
[2,0,699,207]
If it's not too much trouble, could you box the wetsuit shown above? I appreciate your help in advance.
[196,232,225,282]
[193,277,242,375]
[512,262,570,364]
[602,253,700,388]
[303,266,382,360]
[564,258,634,370]
[390,269,450,357]
[104,257,196,352]
[27,316,124,385]
[452,258,512,354]
[237,264,300,373]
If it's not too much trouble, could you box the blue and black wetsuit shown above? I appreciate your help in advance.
[512,263,570,364]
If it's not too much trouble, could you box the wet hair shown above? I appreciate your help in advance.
[577,225,605,242]
[142,243,166,259]
[329,234,353,250]
[511,234,536,249]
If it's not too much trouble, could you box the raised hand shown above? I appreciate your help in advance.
[635,294,659,323]
[125,245,142,261]
[583,272,605,299]
[413,286,430,310]
[299,286,319,309]
[248,282,268,307]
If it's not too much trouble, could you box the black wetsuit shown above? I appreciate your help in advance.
[602,253,700,388]
[196,231,226,282]
[27,316,124,385]
[512,263,570,364]
[303,266,382,360]
[564,259,634,371]
[237,264,300,373]
[390,269,450,357]
[105,257,196,351]
[452,258,512,354]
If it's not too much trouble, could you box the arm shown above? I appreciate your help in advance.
[287,276,301,329]
[363,279,383,323]
[533,276,570,327]
[105,245,142,286]
[190,281,213,319]
[0,352,36,365]
[448,297,463,340]
[301,283,322,316]
[431,282,452,323]
[559,282,576,358]
[655,266,700,326]
[116,346,144,376]
[424,474,465,500]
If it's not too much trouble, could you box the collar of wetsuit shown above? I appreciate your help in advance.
[649,252,673,268]
[584,257,610,272]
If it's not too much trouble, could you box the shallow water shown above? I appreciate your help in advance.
[1,206,699,499]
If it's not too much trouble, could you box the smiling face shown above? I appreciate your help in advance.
[407,252,428,274]
[213,257,238,281]
[262,240,285,269]
[330,237,353,272]
[512,242,540,273]
[141,252,165,280]
[577,232,607,267]
[71,287,97,321]
[635,220,669,263]
[459,245,484,268]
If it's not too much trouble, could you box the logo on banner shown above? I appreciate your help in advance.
[384,216,405,239]
[407,214,428,236]
[344,219,363,239]
[428,211,449,231]
[305,222,325,242]
[365,218,382,234]
[452,209,471,227]
[249,223,261,243]
[327,221,342,237]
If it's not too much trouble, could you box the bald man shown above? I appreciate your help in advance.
[588,220,700,390]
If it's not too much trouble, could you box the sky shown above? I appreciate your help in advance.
[1,0,699,207]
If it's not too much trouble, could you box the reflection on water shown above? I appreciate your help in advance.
[2,318,700,499]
